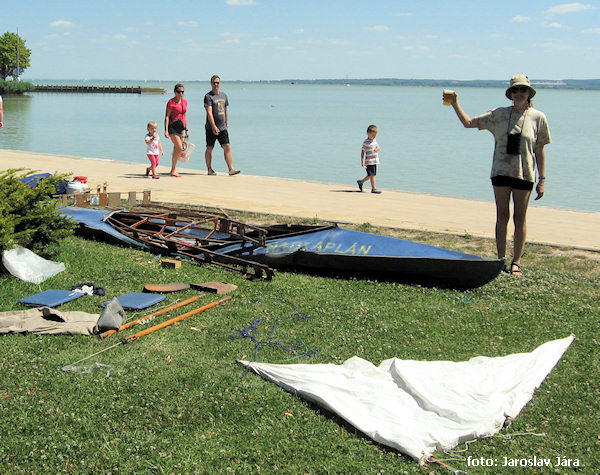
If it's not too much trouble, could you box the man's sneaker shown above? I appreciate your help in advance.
[357,180,363,192]
[208,169,216,176]
[228,169,241,176]
[371,189,382,194]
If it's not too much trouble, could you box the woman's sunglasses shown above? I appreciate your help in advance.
[510,86,529,94]
[175,90,184,94]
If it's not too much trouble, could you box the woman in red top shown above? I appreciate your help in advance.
[164,83,189,177]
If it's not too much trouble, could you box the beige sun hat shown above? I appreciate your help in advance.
[506,74,536,99]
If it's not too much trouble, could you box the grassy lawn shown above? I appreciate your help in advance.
[0,213,598,474]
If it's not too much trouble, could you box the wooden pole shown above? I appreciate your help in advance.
[99,295,203,339]
[121,296,232,344]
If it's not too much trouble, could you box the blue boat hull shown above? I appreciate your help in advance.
[219,226,504,289]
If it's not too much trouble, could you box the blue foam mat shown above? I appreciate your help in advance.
[102,292,166,310]
[18,289,84,307]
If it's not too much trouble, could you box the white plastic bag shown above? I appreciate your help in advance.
[179,141,195,162]
[2,247,66,284]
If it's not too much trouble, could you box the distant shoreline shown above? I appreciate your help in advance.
[21,78,600,91]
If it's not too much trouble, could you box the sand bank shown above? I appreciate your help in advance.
[2,148,598,251]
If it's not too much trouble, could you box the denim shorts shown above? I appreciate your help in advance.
[366,165,377,176]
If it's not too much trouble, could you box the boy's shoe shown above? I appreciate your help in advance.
[229,169,241,176]
[371,189,382,194]
[208,169,216,175]
[357,180,363,192]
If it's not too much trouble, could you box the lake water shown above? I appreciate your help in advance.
[1,80,598,213]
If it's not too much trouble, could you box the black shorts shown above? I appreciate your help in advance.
[491,175,534,191]
[366,165,377,176]
[206,129,230,148]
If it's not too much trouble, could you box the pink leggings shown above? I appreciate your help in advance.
[147,154,159,167]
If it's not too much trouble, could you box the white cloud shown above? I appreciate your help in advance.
[114,34,127,40]
[365,25,389,32]
[294,29,305,34]
[511,15,532,22]
[263,36,281,41]
[328,39,351,46]
[424,34,438,40]
[226,0,258,5]
[545,22,563,28]
[546,2,594,15]
[177,21,198,27]
[538,40,569,50]
[582,27,600,33]
[49,20,73,28]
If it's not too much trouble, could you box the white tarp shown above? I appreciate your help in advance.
[239,334,574,462]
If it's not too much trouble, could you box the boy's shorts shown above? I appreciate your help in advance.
[366,165,377,176]
[206,129,230,148]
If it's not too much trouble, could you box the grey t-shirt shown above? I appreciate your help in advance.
[204,91,229,131]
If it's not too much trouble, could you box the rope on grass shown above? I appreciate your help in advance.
[61,341,122,376]
[229,297,321,364]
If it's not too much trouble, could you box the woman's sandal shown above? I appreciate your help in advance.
[510,261,524,277]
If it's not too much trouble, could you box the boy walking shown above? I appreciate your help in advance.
[357,124,382,193]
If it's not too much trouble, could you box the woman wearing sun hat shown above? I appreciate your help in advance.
[445,74,551,277]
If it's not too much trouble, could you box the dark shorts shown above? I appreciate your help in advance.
[366,165,377,176]
[206,129,230,148]
[491,175,534,191]
[168,124,185,137]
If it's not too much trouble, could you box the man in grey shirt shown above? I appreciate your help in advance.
[204,75,240,176]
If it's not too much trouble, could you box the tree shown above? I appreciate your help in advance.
[0,32,31,80]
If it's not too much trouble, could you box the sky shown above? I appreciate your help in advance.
[2,0,600,81]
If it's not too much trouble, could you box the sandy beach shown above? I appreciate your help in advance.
[2,148,598,251]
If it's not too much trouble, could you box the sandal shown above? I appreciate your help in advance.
[510,261,523,277]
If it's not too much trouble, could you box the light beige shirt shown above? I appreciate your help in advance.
[473,106,551,182]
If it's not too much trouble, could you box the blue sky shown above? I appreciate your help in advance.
[2,0,599,81]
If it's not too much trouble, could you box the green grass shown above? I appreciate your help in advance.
[0,220,598,474]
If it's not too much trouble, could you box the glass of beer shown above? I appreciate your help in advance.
[443,89,455,106]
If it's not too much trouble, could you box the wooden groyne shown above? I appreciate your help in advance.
[34,85,167,94]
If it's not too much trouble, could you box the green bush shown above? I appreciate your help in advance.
[0,169,76,256]
[0,79,35,94]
